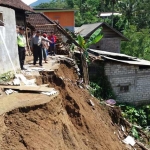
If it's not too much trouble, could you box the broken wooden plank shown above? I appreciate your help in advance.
[0,85,54,92]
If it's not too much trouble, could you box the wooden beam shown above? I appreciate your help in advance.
[35,24,57,27]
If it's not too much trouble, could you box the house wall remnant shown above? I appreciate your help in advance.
[105,61,150,105]
[0,6,19,74]
[90,38,120,53]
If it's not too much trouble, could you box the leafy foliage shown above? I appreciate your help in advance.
[0,71,14,82]
[119,104,147,127]
[89,82,102,99]
[74,28,103,63]
[89,63,116,100]
[121,25,150,60]
[77,28,103,49]
[131,127,139,139]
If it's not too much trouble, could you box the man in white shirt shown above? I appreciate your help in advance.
[31,30,51,66]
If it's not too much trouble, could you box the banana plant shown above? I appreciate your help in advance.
[77,27,103,49]
[76,27,103,62]
[70,27,103,84]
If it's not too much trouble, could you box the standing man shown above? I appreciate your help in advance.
[48,31,57,56]
[17,27,26,70]
[31,30,52,66]
[42,33,49,63]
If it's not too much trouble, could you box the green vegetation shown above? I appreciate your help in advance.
[76,27,103,62]
[119,104,150,127]
[35,0,150,61]
[0,71,14,82]
[131,126,139,139]
[89,63,116,100]
[35,0,150,137]
[121,26,150,60]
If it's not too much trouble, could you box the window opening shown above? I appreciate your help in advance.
[120,85,129,93]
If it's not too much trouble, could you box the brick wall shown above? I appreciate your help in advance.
[105,61,150,105]
[90,38,120,53]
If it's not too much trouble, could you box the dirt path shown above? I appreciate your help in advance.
[0,55,60,115]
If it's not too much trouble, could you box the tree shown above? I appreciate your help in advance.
[35,0,68,9]
[121,25,150,60]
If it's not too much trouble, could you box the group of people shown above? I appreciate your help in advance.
[17,26,57,70]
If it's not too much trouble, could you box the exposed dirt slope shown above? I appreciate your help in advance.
[0,63,130,150]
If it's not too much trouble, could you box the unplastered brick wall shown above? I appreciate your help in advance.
[90,38,120,53]
[105,61,150,105]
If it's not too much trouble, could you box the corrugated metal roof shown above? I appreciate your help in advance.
[75,22,128,41]
[76,23,103,37]
[89,49,135,58]
[88,49,150,66]
[0,0,34,12]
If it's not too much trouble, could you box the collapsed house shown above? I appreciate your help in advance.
[88,49,150,105]
[75,22,128,53]
[26,12,79,55]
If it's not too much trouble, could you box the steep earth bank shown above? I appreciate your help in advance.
[0,63,139,150]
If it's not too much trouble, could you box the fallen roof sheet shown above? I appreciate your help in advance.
[88,49,150,66]
[88,49,136,59]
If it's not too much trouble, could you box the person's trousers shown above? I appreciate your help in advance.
[18,46,25,69]
[42,48,47,60]
[33,44,42,65]
[49,45,55,55]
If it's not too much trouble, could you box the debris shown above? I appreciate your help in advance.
[77,78,83,85]
[15,74,36,85]
[13,78,20,86]
[87,99,95,106]
[28,67,45,71]
[136,141,149,150]
[122,136,136,146]
[121,125,125,132]
[78,85,83,89]
[41,90,58,96]
[5,89,15,95]
[40,84,49,87]
[106,99,116,105]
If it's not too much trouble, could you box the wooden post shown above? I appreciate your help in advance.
[81,53,89,85]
